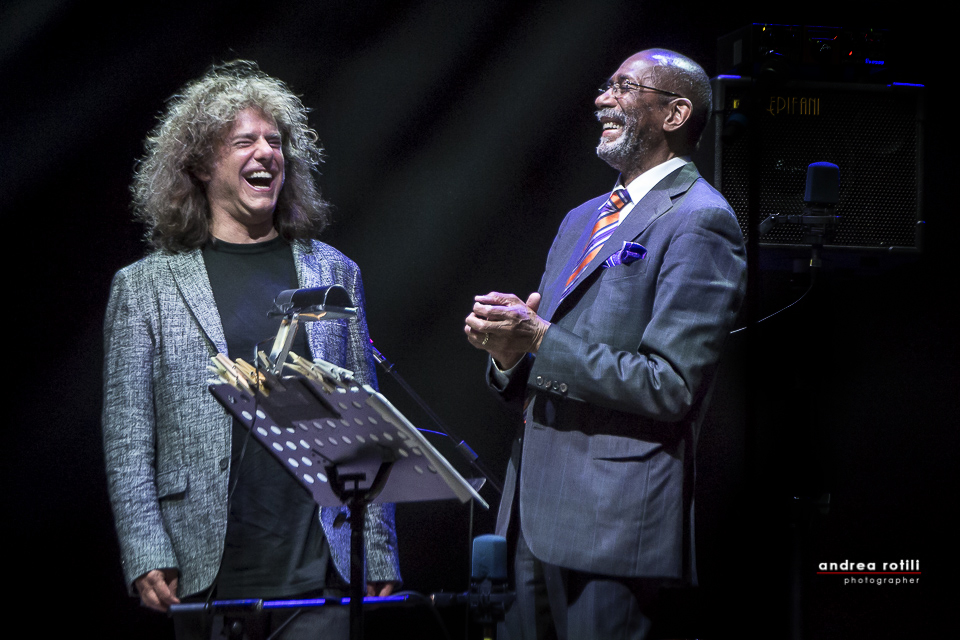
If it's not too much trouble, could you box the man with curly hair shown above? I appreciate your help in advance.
[103,61,400,638]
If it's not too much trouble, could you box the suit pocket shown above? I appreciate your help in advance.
[600,256,648,281]
[589,433,664,461]
[156,468,189,500]
[576,261,654,339]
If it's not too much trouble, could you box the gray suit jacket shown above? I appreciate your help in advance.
[493,163,746,583]
[103,239,401,597]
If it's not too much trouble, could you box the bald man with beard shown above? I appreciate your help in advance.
[465,49,746,638]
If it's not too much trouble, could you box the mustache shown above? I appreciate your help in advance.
[595,108,636,127]
[595,108,624,123]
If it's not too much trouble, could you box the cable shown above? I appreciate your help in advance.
[730,278,814,334]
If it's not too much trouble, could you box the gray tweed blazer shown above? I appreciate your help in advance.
[103,239,401,597]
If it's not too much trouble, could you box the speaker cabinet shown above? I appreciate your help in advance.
[694,78,924,250]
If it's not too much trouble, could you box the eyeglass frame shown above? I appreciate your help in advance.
[598,79,683,99]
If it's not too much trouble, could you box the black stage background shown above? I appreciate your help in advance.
[2,2,948,637]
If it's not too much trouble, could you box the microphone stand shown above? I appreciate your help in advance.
[369,342,502,497]
[758,161,842,289]
[756,162,840,640]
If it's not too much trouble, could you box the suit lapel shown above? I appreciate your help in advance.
[293,241,322,289]
[546,164,701,319]
[292,241,335,362]
[167,249,228,355]
[168,241,330,363]
[540,195,608,321]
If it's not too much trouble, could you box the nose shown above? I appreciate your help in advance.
[252,136,275,161]
[595,88,618,110]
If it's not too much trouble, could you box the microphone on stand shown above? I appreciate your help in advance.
[758,161,840,272]
[431,535,513,636]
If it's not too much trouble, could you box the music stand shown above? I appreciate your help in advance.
[206,349,487,639]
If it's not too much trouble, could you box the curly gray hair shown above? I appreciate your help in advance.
[131,60,331,252]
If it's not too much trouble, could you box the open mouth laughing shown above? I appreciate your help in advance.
[243,169,276,190]
[597,108,627,140]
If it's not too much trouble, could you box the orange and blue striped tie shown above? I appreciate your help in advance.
[561,188,631,299]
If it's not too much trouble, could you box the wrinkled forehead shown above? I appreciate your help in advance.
[203,107,279,164]
[611,54,656,83]
[211,106,277,147]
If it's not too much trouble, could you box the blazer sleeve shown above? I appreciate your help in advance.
[342,262,379,391]
[102,265,179,592]
[529,203,746,422]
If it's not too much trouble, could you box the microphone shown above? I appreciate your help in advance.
[804,161,840,206]
[758,161,840,239]
[471,534,508,585]
[430,535,513,630]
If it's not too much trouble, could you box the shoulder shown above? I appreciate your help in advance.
[662,164,730,212]
[665,194,745,260]
[688,176,733,211]
[294,240,363,287]
[667,168,741,239]
[687,179,740,228]
[104,254,176,329]
[110,249,201,290]
[294,240,357,271]
[299,239,358,266]
[110,251,170,288]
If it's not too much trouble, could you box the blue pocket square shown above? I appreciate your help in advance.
[603,241,647,268]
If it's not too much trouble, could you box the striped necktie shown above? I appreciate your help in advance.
[561,188,631,299]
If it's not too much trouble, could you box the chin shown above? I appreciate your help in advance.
[597,141,627,172]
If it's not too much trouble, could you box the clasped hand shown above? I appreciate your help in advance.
[464,292,550,370]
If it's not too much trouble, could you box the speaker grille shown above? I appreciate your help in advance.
[714,81,922,249]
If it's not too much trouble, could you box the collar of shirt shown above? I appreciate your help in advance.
[617,156,690,222]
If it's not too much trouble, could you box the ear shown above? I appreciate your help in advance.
[662,98,693,133]
[194,168,211,183]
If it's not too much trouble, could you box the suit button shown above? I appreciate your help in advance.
[551,381,559,390]
[536,376,543,385]
[544,380,552,388]
[219,457,229,471]
[559,383,568,393]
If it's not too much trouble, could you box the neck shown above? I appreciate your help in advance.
[620,147,677,186]
[209,208,279,244]
[210,219,279,244]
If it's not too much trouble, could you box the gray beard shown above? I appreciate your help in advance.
[596,111,648,174]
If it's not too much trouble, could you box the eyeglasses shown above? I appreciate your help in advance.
[598,80,683,99]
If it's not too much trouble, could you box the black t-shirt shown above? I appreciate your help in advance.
[202,236,331,599]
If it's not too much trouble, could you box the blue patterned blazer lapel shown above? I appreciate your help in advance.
[293,240,320,288]
[293,240,346,366]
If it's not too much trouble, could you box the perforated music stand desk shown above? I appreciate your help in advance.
[205,361,487,639]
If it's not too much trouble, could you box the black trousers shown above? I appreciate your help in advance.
[500,529,661,640]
